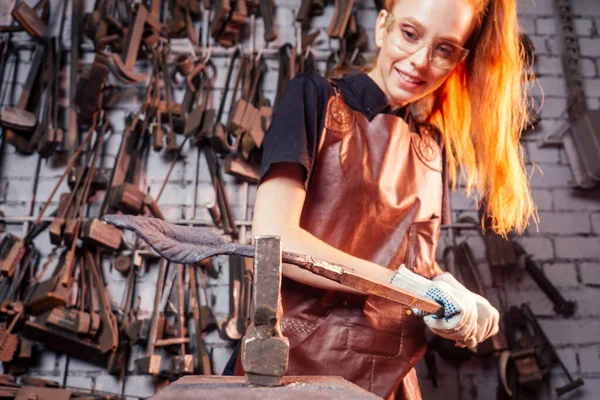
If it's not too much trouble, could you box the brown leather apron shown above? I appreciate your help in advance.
[236,86,446,399]
[280,87,445,399]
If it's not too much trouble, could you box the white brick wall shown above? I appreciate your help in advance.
[1,0,600,399]
[475,0,600,395]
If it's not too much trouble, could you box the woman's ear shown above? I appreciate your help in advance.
[374,10,389,49]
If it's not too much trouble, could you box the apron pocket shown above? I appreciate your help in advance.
[346,296,405,358]
[347,322,404,358]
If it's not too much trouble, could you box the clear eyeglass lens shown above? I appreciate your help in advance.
[389,17,466,69]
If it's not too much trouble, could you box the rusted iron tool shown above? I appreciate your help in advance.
[102,215,442,315]
[241,236,288,387]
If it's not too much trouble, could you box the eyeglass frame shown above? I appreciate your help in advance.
[383,11,470,70]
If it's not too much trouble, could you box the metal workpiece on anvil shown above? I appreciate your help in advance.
[148,376,382,400]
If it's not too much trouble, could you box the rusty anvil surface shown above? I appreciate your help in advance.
[148,376,382,400]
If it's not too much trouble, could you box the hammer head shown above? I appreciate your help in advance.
[241,236,289,387]
[241,325,289,387]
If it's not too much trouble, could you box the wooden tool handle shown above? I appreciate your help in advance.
[282,252,443,315]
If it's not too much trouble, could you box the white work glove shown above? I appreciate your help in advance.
[433,273,500,349]
[390,265,478,345]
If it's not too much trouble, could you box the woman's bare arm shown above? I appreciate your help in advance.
[252,162,396,293]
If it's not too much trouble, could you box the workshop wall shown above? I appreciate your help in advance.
[0,0,599,399]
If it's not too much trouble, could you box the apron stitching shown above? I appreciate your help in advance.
[282,325,313,334]
[281,320,317,334]
[406,224,417,270]
[399,313,405,354]
[281,320,316,328]
[370,359,375,392]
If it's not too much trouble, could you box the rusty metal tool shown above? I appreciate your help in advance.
[121,250,155,342]
[106,4,148,83]
[514,242,577,317]
[241,236,288,386]
[197,268,218,333]
[159,42,179,154]
[99,113,141,217]
[36,35,64,157]
[206,47,240,155]
[189,265,211,374]
[22,249,119,367]
[49,121,100,246]
[218,256,243,341]
[0,43,44,135]
[168,264,194,376]
[0,301,24,362]
[65,0,81,154]
[25,247,75,315]
[0,233,26,278]
[135,259,167,375]
[10,0,48,39]
[259,0,277,42]
[499,304,584,398]
[327,0,355,38]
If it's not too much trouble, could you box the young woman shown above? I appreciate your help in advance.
[240,0,537,398]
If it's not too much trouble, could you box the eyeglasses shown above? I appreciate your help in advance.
[385,12,470,70]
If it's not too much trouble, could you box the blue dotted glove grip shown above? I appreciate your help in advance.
[414,287,460,320]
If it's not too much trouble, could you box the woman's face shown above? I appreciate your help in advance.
[369,0,476,108]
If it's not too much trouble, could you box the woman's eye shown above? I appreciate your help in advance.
[436,44,457,57]
[401,29,419,41]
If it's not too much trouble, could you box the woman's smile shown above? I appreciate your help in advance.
[395,68,427,89]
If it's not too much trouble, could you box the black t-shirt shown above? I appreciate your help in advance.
[259,71,450,223]
[259,72,411,187]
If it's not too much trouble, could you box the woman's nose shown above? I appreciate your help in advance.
[408,45,431,70]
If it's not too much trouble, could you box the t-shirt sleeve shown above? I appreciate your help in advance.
[259,72,333,189]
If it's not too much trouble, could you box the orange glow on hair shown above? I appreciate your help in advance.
[384,0,538,236]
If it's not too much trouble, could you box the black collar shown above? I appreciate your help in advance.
[332,72,409,122]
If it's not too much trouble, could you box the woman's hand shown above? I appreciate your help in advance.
[429,273,500,349]
[390,267,499,348]
[391,266,477,334]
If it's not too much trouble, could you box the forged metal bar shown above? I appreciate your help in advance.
[66,0,81,154]
[548,0,600,189]
[552,0,586,121]
[102,215,442,314]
